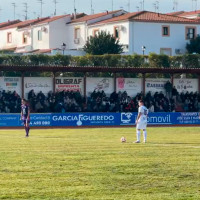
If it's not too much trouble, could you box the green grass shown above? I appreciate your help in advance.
[0,127,200,200]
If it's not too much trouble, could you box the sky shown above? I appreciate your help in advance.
[0,0,198,22]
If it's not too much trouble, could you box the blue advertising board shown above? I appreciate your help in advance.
[0,112,199,127]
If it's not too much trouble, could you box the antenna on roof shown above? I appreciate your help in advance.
[153,1,159,13]
[111,0,113,11]
[192,0,198,11]
[136,6,140,11]
[0,7,2,20]
[127,0,130,12]
[53,0,58,16]
[173,0,178,11]
[139,1,143,11]
[38,0,44,18]
[142,0,145,10]
[12,3,16,20]
[23,2,28,20]
[74,0,77,16]
[33,12,37,19]
[91,0,94,14]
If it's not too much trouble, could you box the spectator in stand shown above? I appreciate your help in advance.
[0,89,200,113]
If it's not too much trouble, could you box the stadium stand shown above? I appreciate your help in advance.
[0,89,200,113]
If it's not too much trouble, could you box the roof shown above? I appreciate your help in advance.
[90,11,200,26]
[0,65,200,75]
[0,18,49,30]
[0,20,21,28]
[166,11,185,16]
[178,10,200,17]
[0,15,70,30]
[33,14,70,26]
[70,10,122,24]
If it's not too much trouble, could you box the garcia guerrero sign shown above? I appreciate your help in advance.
[55,77,84,94]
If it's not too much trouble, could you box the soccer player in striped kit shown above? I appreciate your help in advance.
[135,100,148,143]
[21,99,30,137]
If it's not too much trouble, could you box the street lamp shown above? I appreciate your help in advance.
[142,46,146,55]
[61,43,66,55]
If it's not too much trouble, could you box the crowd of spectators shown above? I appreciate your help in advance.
[0,88,200,113]
[0,90,21,113]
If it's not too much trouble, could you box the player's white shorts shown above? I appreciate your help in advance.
[136,120,147,130]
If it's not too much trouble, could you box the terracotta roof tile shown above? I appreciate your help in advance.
[178,10,200,17]
[70,10,122,23]
[0,18,49,30]
[34,14,70,26]
[90,11,199,25]
[0,20,21,28]
[166,11,185,16]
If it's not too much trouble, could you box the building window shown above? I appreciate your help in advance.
[160,48,172,56]
[93,29,99,36]
[114,26,120,39]
[185,27,196,40]
[7,32,12,43]
[74,28,80,39]
[22,33,28,44]
[38,30,42,41]
[162,26,170,36]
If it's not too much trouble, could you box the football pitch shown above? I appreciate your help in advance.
[0,127,200,200]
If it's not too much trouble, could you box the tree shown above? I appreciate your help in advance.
[83,31,123,55]
[186,35,200,54]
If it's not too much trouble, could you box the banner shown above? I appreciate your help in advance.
[0,114,51,127]
[24,77,53,98]
[0,112,199,127]
[55,77,84,94]
[86,77,114,95]
[145,78,170,94]
[116,78,142,96]
[0,77,22,96]
[174,79,198,93]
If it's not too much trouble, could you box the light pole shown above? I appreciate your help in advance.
[142,46,146,55]
[61,43,66,55]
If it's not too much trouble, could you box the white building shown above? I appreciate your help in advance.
[65,10,127,51]
[87,11,200,56]
[0,11,200,56]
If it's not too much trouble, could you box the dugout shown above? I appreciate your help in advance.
[0,64,200,98]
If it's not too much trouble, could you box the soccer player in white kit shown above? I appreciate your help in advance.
[135,100,148,143]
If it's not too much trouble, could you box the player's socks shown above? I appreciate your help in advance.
[25,127,28,137]
[136,130,141,142]
[27,127,30,136]
[143,130,147,142]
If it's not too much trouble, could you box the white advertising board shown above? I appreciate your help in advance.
[55,77,84,94]
[145,78,170,94]
[86,77,114,95]
[24,77,53,97]
[0,77,22,96]
[174,79,198,93]
[116,78,142,96]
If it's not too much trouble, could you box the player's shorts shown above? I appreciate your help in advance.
[136,120,147,130]
[23,118,30,125]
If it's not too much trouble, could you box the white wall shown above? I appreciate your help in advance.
[174,78,199,93]
[49,16,71,49]
[116,78,142,96]
[131,22,200,56]
[86,77,114,95]
[88,21,129,50]
[32,24,50,50]
[0,77,22,96]
[0,28,21,50]
[66,23,86,50]
[24,77,53,98]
